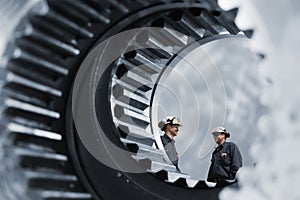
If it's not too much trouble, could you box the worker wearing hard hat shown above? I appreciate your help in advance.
[207,127,243,186]
[158,116,182,172]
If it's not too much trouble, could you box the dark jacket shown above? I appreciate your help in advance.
[160,134,180,171]
[207,141,242,183]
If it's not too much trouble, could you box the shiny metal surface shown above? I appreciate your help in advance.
[0,0,277,199]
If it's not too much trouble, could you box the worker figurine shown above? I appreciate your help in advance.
[207,127,242,187]
[158,116,182,172]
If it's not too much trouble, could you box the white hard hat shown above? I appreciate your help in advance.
[211,126,230,138]
[158,116,182,131]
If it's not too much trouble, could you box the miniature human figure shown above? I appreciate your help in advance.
[207,127,242,186]
[158,116,182,172]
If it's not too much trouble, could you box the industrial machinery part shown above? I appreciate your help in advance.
[0,0,260,199]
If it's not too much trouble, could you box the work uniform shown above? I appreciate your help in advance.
[207,141,242,184]
[160,134,180,172]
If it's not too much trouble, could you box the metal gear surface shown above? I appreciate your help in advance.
[0,1,261,199]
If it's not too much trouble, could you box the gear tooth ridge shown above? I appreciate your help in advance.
[243,29,255,38]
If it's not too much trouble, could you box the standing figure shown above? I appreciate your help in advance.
[207,127,242,186]
[158,116,182,172]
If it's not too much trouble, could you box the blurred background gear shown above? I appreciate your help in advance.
[0,0,262,199]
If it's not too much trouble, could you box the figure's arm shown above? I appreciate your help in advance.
[230,144,243,180]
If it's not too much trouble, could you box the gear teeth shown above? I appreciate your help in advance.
[132,0,152,6]
[120,137,201,188]
[8,122,62,141]
[9,47,69,76]
[112,95,149,116]
[118,61,153,84]
[166,171,191,183]
[6,114,58,137]
[121,137,169,167]
[130,42,170,63]
[41,191,92,199]
[7,111,52,130]
[120,135,172,171]
[145,27,184,54]
[15,147,67,161]
[138,158,177,173]
[15,147,72,174]
[199,10,230,34]
[152,17,190,47]
[25,171,79,189]
[24,171,89,197]
[25,170,77,181]
[55,0,110,24]
[113,79,152,99]
[164,171,200,188]
[112,99,146,120]
[48,0,92,26]
[11,132,67,160]
[243,29,255,38]
[120,138,162,158]
[87,0,128,14]
[186,179,200,188]
[170,10,206,39]
[2,86,50,109]
[190,8,230,35]
[112,49,155,136]
[117,122,153,139]
[17,50,68,76]
[8,78,59,102]
[42,10,94,38]
[28,30,80,56]
[123,50,164,74]
[3,98,60,119]
[114,105,150,128]
[173,178,189,187]
[5,72,62,97]
[225,7,239,21]
[80,0,111,16]
[124,134,155,146]
[135,30,174,58]
[133,152,165,163]
[133,39,172,61]
[107,0,129,13]
[211,9,241,34]
[4,27,71,83]
[115,64,154,92]
[112,83,150,111]
[3,39,69,79]
[5,61,61,92]
[30,16,78,46]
